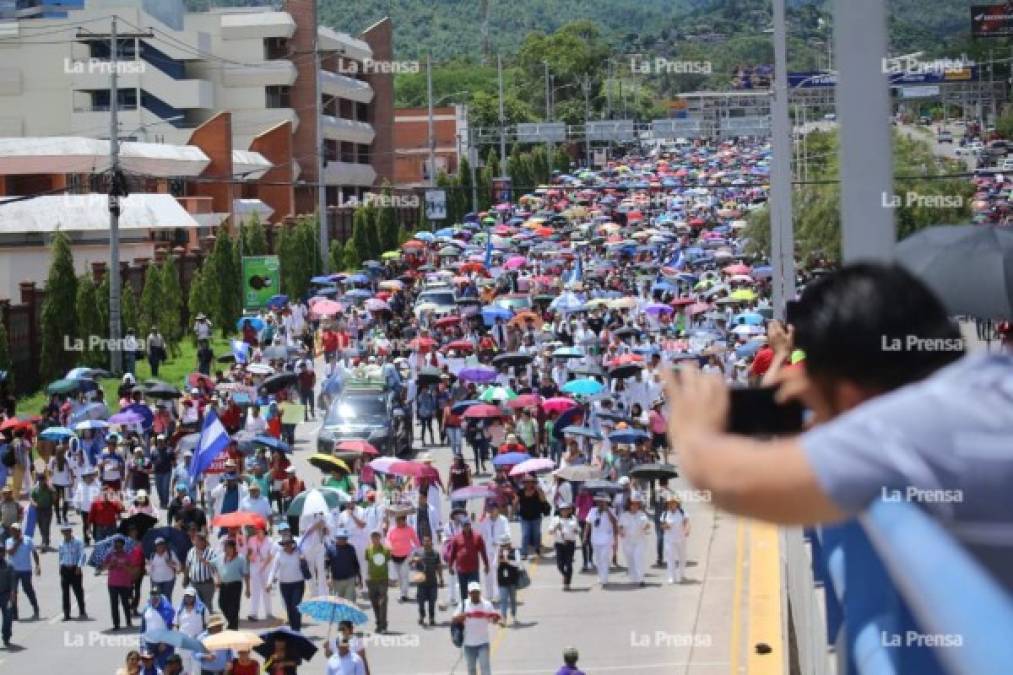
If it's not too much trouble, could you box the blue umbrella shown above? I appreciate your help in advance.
[732,312,764,326]
[310,275,335,285]
[492,452,531,467]
[345,273,370,285]
[480,305,513,326]
[552,347,585,359]
[87,534,135,568]
[253,435,291,453]
[344,288,372,299]
[147,628,207,654]
[735,341,764,358]
[237,317,266,332]
[266,294,289,309]
[561,425,602,440]
[458,368,498,384]
[608,428,651,444]
[39,426,75,441]
[561,379,603,396]
[297,597,368,625]
[73,419,108,431]
[434,228,456,237]
[414,231,435,241]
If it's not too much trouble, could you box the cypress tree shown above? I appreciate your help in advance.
[39,232,78,382]
[351,207,371,267]
[138,264,163,338]
[159,257,184,357]
[76,275,105,369]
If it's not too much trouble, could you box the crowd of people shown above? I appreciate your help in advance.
[1,134,1008,675]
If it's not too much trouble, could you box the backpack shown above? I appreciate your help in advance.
[1,444,14,468]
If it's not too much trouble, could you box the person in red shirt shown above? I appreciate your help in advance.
[497,434,526,456]
[297,363,316,421]
[447,518,489,602]
[88,488,124,541]
[321,327,339,363]
[748,341,774,385]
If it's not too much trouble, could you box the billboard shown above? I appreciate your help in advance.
[900,86,941,99]
[788,68,978,89]
[586,120,636,142]
[241,255,281,311]
[515,122,566,142]
[424,189,447,220]
[972,4,1013,37]
[492,177,512,204]
[652,118,707,138]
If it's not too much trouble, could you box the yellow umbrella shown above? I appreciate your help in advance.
[309,453,351,473]
[381,250,401,260]
[202,630,263,651]
[378,280,403,291]
[608,297,639,310]
[730,289,757,302]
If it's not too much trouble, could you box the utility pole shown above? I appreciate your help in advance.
[770,0,796,320]
[544,60,553,168]
[583,74,591,168]
[427,54,436,187]
[497,54,507,166]
[316,43,328,273]
[78,17,152,375]
[469,126,478,213]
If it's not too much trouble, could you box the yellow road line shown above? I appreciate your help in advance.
[491,552,539,655]
[729,519,745,675]
[746,521,784,675]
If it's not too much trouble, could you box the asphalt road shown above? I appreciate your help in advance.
[0,379,741,674]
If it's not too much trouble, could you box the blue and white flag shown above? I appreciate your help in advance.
[231,340,250,365]
[483,235,493,269]
[189,409,230,482]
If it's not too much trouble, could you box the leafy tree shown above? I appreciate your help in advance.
[343,238,360,270]
[159,257,184,357]
[553,146,571,174]
[120,277,139,341]
[208,232,241,336]
[241,213,269,256]
[459,156,475,213]
[138,263,163,339]
[377,186,400,253]
[998,106,1013,140]
[0,318,11,391]
[351,206,373,266]
[363,203,382,262]
[76,275,106,369]
[96,273,110,341]
[39,232,78,382]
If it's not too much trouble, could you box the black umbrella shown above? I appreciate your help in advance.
[254,627,318,664]
[629,463,679,481]
[118,512,158,538]
[263,345,299,361]
[897,224,1013,319]
[217,354,236,363]
[417,366,444,386]
[583,479,622,494]
[569,364,605,378]
[492,352,533,368]
[608,363,643,380]
[613,327,644,340]
[596,411,633,424]
[142,526,191,560]
[144,383,182,400]
[260,372,297,394]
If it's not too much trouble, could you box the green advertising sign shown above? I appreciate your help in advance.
[241,255,281,310]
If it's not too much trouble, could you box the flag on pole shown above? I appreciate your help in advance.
[483,235,493,268]
[189,409,230,482]
[231,340,250,365]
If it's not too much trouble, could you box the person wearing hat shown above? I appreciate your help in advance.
[447,514,490,606]
[147,535,181,602]
[196,613,231,674]
[409,533,443,627]
[451,581,499,675]
[495,532,522,627]
[324,528,361,602]
[550,502,580,590]
[183,531,217,609]
[140,588,175,658]
[150,433,175,509]
[618,492,652,587]
[513,475,549,560]
[103,535,136,630]
[266,534,307,631]
[0,486,20,545]
[0,541,14,647]
[6,522,40,621]
[477,501,509,599]
[173,587,206,673]
[209,467,248,524]
[71,466,101,545]
[57,522,87,620]
[660,492,691,584]
[584,492,618,587]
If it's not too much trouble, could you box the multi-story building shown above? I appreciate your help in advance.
[392,104,468,188]
[0,0,394,228]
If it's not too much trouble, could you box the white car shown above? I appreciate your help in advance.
[414,288,457,318]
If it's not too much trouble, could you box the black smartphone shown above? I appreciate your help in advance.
[728,387,805,436]
[785,300,803,326]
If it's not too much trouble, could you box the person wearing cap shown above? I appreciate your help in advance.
[238,481,272,524]
[57,522,87,620]
[447,515,490,605]
[173,587,207,673]
[660,493,691,584]
[556,646,587,675]
[584,492,618,587]
[364,529,391,634]
[150,433,175,509]
[324,528,361,602]
[618,492,652,587]
[409,533,443,627]
[103,536,136,630]
[29,469,57,550]
[89,486,125,542]
[71,466,101,545]
[140,588,175,655]
[513,475,549,560]
[550,502,580,590]
[6,523,40,621]
[0,542,14,647]
[266,535,307,631]
[146,535,181,602]
[451,581,499,675]
[183,532,217,609]
[0,486,21,545]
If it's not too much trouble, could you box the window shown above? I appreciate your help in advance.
[357,144,371,164]
[264,37,288,61]
[356,102,369,122]
[265,85,291,109]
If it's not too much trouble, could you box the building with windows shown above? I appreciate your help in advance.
[0,0,394,229]
[392,104,468,188]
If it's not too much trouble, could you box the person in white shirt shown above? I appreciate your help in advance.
[549,502,580,590]
[584,493,618,586]
[72,468,102,545]
[239,483,272,523]
[174,587,207,675]
[244,524,277,622]
[266,536,307,631]
[336,501,369,595]
[146,538,181,600]
[452,582,499,675]
[477,503,509,598]
[660,493,691,584]
[244,406,268,435]
[324,636,366,675]
[618,492,652,586]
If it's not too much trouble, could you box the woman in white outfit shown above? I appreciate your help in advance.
[583,492,618,587]
[660,493,690,583]
[617,492,652,586]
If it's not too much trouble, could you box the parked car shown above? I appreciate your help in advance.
[317,381,412,457]
[937,131,953,144]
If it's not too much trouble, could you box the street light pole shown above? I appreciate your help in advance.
[583,74,591,168]
[427,53,436,187]
[497,54,507,165]
[544,61,553,168]
[770,0,796,320]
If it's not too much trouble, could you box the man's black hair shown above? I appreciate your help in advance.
[792,263,963,392]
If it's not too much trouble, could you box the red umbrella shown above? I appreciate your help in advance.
[187,372,215,390]
[507,394,543,409]
[687,302,712,316]
[435,315,462,328]
[402,240,426,249]
[670,297,696,307]
[387,461,441,481]
[408,337,436,351]
[460,262,486,274]
[211,511,267,530]
[310,299,343,317]
[334,440,379,456]
[541,397,577,413]
[608,353,644,366]
[462,404,504,419]
[0,417,30,432]
[443,339,475,353]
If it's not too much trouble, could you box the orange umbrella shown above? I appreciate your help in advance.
[509,311,543,328]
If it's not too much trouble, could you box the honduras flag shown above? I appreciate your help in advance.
[483,235,493,268]
[231,340,250,365]
[189,408,230,482]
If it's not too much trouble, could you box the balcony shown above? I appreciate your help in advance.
[220,11,295,41]
[320,114,374,145]
[321,70,373,104]
[323,161,375,187]
[222,60,297,88]
[69,60,213,110]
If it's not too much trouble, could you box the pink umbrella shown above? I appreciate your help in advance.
[723,263,751,276]
[368,457,405,474]
[451,484,498,501]
[504,256,526,270]
[364,298,390,312]
[509,458,555,477]
[507,394,542,409]
[310,299,343,317]
[541,397,577,413]
[387,461,441,481]
[687,302,712,316]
